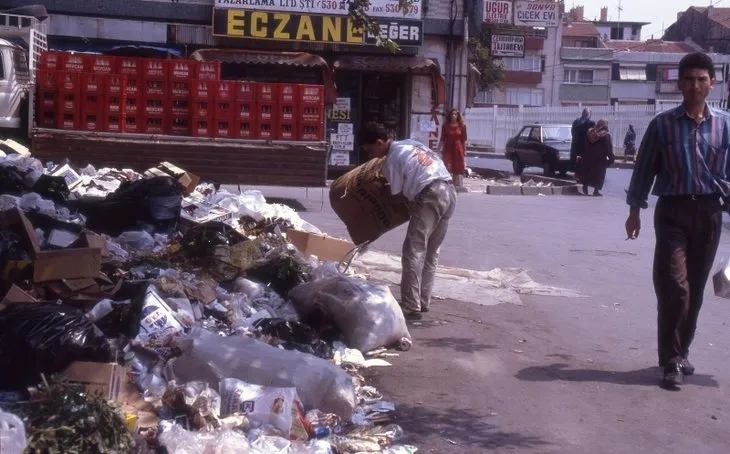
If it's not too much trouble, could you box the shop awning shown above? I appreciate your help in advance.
[190,49,336,104]
[333,56,445,106]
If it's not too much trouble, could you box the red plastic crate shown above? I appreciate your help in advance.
[214,101,234,121]
[143,97,167,117]
[60,92,80,113]
[142,115,167,134]
[278,103,297,123]
[81,110,103,132]
[40,52,63,70]
[297,84,324,105]
[258,103,277,123]
[171,99,190,116]
[298,122,324,141]
[196,61,221,81]
[125,115,140,134]
[82,93,104,113]
[125,78,139,97]
[300,105,324,123]
[234,102,255,122]
[56,111,79,130]
[85,55,115,74]
[213,118,234,138]
[235,120,256,139]
[169,60,195,81]
[103,114,126,133]
[191,100,211,118]
[37,69,57,90]
[37,89,57,110]
[81,73,105,95]
[116,57,141,77]
[58,71,81,93]
[169,115,191,136]
[236,81,255,102]
[216,80,235,102]
[277,122,296,140]
[256,83,277,103]
[191,80,216,101]
[170,81,191,99]
[258,121,276,140]
[191,117,212,137]
[37,108,56,128]
[142,79,166,97]
[105,74,127,96]
[125,97,139,115]
[62,53,86,72]
[106,94,126,115]
[141,59,168,79]
[279,84,296,104]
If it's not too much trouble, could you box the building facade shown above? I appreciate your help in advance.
[664,6,730,54]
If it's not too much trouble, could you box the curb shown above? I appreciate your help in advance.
[467,150,636,169]
[485,184,581,196]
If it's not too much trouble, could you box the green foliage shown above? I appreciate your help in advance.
[469,26,505,90]
[348,0,415,52]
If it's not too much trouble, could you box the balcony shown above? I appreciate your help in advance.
[561,47,614,61]
[560,84,610,102]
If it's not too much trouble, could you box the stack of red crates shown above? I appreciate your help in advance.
[191,79,215,137]
[169,60,194,136]
[115,56,140,133]
[235,81,256,139]
[256,82,277,140]
[140,59,168,134]
[297,84,325,141]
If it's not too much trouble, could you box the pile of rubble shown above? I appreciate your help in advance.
[0,154,415,453]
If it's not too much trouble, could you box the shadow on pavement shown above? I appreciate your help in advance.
[418,336,497,354]
[394,403,551,451]
[515,363,719,388]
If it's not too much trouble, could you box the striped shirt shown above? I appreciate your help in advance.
[626,104,730,209]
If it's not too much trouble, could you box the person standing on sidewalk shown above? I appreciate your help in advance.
[623,124,637,162]
[360,122,457,320]
[571,108,594,167]
[577,119,615,196]
[625,52,730,388]
[438,109,467,191]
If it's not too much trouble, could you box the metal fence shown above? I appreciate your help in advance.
[465,101,728,155]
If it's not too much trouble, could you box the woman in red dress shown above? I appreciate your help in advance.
[438,109,467,188]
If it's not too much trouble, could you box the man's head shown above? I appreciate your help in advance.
[678,52,715,106]
[582,108,592,119]
[360,122,391,159]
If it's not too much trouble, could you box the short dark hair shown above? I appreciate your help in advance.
[678,52,715,80]
[360,122,388,145]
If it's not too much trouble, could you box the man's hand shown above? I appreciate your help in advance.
[625,211,641,240]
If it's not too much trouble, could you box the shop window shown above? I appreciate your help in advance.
[564,69,593,84]
[502,54,541,73]
[506,88,544,106]
[619,67,647,81]
[663,68,679,81]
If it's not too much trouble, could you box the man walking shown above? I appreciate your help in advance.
[625,52,730,387]
[359,122,457,320]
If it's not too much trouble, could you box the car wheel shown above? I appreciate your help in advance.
[542,160,554,177]
[512,157,524,175]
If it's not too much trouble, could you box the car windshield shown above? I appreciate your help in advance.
[542,127,571,142]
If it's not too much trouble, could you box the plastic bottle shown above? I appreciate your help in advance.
[0,410,27,454]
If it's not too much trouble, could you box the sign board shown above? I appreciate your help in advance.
[331,133,355,151]
[484,1,513,25]
[491,35,525,58]
[213,9,423,46]
[214,0,423,20]
[514,0,560,27]
[329,150,351,166]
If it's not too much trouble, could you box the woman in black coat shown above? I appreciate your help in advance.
[576,119,615,196]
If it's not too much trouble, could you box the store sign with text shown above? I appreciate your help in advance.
[213,9,422,46]
[514,0,559,27]
[484,1,513,25]
[491,34,525,58]
[214,0,423,20]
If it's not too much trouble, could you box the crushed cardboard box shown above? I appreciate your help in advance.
[62,361,130,402]
[286,229,355,263]
[145,162,200,195]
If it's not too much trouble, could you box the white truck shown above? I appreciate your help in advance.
[0,10,328,187]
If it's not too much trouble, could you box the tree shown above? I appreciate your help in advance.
[348,0,415,51]
[468,25,504,90]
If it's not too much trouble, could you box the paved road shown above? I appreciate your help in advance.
[244,165,730,454]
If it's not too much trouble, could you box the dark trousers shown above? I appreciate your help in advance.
[653,195,723,366]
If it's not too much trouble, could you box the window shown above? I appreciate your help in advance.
[518,127,532,139]
[610,26,625,40]
[474,89,495,104]
[664,69,679,81]
[502,54,541,73]
[542,126,571,142]
[714,67,724,82]
[506,88,544,106]
[620,67,647,81]
[575,40,595,48]
[564,69,594,84]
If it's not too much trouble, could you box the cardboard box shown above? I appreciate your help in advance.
[0,208,103,282]
[62,361,129,401]
[0,284,38,311]
[286,229,355,263]
[144,162,200,195]
[329,157,411,245]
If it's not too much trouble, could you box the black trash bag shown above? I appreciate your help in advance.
[0,303,113,389]
[68,176,183,236]
[245,249,312,296]
[31,174,70,205]
[254,318,333,359]
[180,221,247,260]
[0,165,30,195]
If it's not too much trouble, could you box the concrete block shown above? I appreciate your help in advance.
[521,186,554,196]
[485,185,522,196]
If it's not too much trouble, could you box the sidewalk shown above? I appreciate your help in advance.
[467,147,636,170]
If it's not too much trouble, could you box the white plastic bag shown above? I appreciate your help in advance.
[159,424,252,454]
[165,327,356,418]
[289,275,411,352]
[219,378,298,435]
[712,255,730,298]
[0,410,27,454]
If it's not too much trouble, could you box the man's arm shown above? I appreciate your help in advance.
[626,118,660,212]
[382,153,404,196]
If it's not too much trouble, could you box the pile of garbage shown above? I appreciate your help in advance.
[0,154,416,453]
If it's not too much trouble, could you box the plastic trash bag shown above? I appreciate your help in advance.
[254,318,332,359]
[0,410,27,454]
[713,255,730,298]
[219,378,299,435]
[245,247,312,296]
[159,424,252,454]
[165,327,356,419]
[0,304,113,389]
[31,174,70,205]
[289,275,411,352]
[115,231,156,251]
